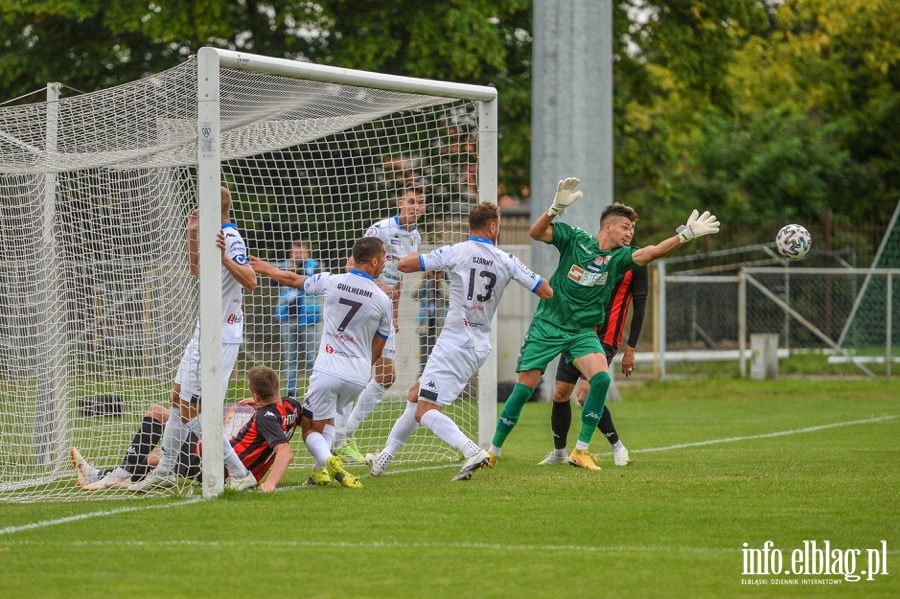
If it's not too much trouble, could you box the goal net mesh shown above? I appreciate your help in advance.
[0,57,483,502]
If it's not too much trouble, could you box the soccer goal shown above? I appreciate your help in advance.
[0,48,498,502]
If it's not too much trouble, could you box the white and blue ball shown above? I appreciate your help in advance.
[775,224,811,260]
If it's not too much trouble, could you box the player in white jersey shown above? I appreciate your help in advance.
[333,181,426,463]
[251,236,393,489]
[129,187,258,493]
[365,202,553,481]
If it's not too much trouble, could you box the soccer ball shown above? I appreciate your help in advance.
[775,224,811,260]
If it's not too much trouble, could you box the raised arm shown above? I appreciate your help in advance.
[530,177,584,243]
[632,210,720,266]
[250,255,308,289]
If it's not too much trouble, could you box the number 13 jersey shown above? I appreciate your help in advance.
[418,236,544,353]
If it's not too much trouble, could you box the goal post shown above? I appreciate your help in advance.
[0,47,498,502]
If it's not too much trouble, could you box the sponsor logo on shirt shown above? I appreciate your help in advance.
[567,264,608,287]
[226,313,244,324]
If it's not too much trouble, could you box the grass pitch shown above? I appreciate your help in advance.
[1,378,897,598]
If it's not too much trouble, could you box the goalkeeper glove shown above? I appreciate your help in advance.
[676,209,720,243]
[547,177,583,217]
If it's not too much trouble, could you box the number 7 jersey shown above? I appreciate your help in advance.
[303,270,393,386]
[418,236,544,352]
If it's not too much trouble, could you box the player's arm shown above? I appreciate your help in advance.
[186,209,200,276]
[250,256,308,289]
[391,280,402,332]
[632,210,720,266]
[398,251,423,273]
[371,334,388,364]
[535,278,553,299]
[258,443,293,492]
[622,268,648,376]
[530,177,584,242]
[216,231,258,291]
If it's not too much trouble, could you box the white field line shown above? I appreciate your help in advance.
[634,414,897,454]
[2,414,895,542]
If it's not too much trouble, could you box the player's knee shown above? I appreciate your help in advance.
[588,370,611,392]
[552,386,572,402]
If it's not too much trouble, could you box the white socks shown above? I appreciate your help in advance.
[223,435,248,479]
[157,411,190,475]
[420,409,470,454]
[384,402,419,456]
[305,431,332,467]
[345,380,387,437]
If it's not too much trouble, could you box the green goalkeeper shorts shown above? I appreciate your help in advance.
[515,318,604,374]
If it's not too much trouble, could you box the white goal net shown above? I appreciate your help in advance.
[0,49,497,502]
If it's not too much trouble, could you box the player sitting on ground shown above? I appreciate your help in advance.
[73,366,302,493]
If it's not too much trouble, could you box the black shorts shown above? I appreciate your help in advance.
[554,344,617,384]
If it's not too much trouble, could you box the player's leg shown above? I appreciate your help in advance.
[569,350,610,471]
[335,331,396,461]
[303,371,363,488]
[539,357,579,465]
[81,403,170,490]
[366,382,420,475]
[153,339,201,480]
[413,346,490,481]
[490,320,564,460]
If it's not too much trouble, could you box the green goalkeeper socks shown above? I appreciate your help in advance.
[578,371,611,444]
[491,383,534,448]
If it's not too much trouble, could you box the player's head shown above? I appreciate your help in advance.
[220,187,233,219]
[397,180,427,228]
[247,365,280,404]
[469,202,501,242]
[352,237,387,278]
[599,203,638,247]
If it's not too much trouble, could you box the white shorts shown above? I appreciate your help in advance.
[417,340,489,406]
[380,328,396,359]
[175,335,241,403]
[303,369,366,421]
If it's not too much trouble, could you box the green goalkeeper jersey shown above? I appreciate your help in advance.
[533,221,637,332]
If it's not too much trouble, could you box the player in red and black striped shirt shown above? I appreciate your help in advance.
[229,366,302,492]
[540,264,648,467]
[74,366,301,493]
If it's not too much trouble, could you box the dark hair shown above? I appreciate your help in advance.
[401,179,427,200]
[247,366,280,402]
[352,237,385,264]
[600,202,638,224]
[469,202,500,231]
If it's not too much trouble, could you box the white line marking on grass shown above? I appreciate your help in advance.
[635,414,897,454]
[6,538,900,557]
[0,498,201,537]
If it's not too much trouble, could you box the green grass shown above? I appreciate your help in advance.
[1,379,898,598]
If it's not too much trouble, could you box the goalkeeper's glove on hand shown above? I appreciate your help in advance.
[547,177,583,217]
[676,209,720,243]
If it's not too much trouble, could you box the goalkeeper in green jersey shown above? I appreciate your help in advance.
[489,177,719,470]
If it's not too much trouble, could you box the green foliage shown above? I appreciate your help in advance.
[1,0,896,249]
